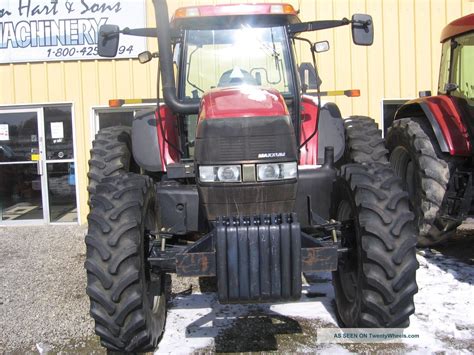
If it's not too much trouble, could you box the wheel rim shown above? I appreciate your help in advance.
[143,200,162,313]
[390,146,416,204]
[336,200,359,303]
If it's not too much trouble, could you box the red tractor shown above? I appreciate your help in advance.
[86,1,418,351]
[387,14,474,247]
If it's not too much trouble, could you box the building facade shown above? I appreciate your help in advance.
[0,0,472,225]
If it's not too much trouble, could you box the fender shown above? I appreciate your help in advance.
[394,96,471,156]
[132,105,180,172]
[299,96,344,165]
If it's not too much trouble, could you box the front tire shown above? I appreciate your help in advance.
[332,163,418,327]
[386,118,453,246]
[85,173,167,352]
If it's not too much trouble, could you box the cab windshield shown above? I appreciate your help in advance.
[182,26,293,99]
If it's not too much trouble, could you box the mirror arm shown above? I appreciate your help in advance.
[289,17,372,35]
[121,27,157,38]
[288,18,350,34]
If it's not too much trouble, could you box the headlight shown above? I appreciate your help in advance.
[257,162,297,181]
[199,165,241,182]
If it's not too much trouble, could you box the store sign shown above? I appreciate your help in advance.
[0,0,146,63]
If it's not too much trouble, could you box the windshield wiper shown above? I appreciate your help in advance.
[186,46,205,94]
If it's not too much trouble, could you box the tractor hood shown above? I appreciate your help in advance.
[199,87,289,120]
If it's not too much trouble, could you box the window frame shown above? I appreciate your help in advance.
[179,26,296,100]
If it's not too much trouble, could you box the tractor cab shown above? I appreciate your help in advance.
[439,16,474,130]
[171,4,301,105]
[171,9,300,159]
[167,4,372,159]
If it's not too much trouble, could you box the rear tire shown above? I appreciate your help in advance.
[342,116,388,165]
[331,163,418,327]
[386,118,453,246]
[85,173,167,352]
[88,126,138,202]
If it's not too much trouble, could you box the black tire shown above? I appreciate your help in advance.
[85,173,167,352]
[342,116,388,165]
[331,163,418,327]
[386,118,453,247]
[88,126,138,201]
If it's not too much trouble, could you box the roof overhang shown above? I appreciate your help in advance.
[440,13,474,42]
[170,3,300,30]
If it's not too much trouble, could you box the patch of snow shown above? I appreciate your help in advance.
[405,252,474,353]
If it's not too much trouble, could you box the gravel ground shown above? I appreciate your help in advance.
[0,225,198,354]
[0,225,96,353]
[0,225,472,354]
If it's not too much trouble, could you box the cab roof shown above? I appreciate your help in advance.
[440,13,474,42]
[170,3,301,30]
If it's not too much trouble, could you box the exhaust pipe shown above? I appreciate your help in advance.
[153,0,199,114]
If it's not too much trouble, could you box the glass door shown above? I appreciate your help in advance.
[0,106,78,225]
[43,106,78,223]
[0,109,46,224]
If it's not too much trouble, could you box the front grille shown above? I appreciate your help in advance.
[195,115,297,164]
[208,135,283,161]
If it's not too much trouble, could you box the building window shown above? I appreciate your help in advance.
[0,104,78,225]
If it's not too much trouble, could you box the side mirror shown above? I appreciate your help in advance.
[97,24,120,57]
[138,51,159,64]
[138,51,153,64]
[298,62,322,91]
[313,41,330,53]
[351,14,374,46]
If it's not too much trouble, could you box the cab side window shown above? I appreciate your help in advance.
[438,41,451,94]
[451,33,474,103]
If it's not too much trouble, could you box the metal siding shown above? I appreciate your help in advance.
[399,0,416,98]
[0,0,472,224]
[366,0,385,119]
[350,0,369,115]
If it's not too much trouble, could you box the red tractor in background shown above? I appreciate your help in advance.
[85,1,418,352]
[387,14,474,247]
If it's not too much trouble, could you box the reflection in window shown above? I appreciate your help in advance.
[47,163,77,223]
[0,112,39,162]
[44,106,74,160]
[184,26,293,99]
[0,163,43,221]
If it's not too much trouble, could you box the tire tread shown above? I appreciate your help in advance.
[333,163,418,328]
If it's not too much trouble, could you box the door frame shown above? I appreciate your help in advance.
[0,103,80,226]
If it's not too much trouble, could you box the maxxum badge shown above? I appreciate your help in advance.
[258,152,286,158]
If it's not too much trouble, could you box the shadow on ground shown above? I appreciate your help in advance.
[213,310,302,352]
[418,232,474,284]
